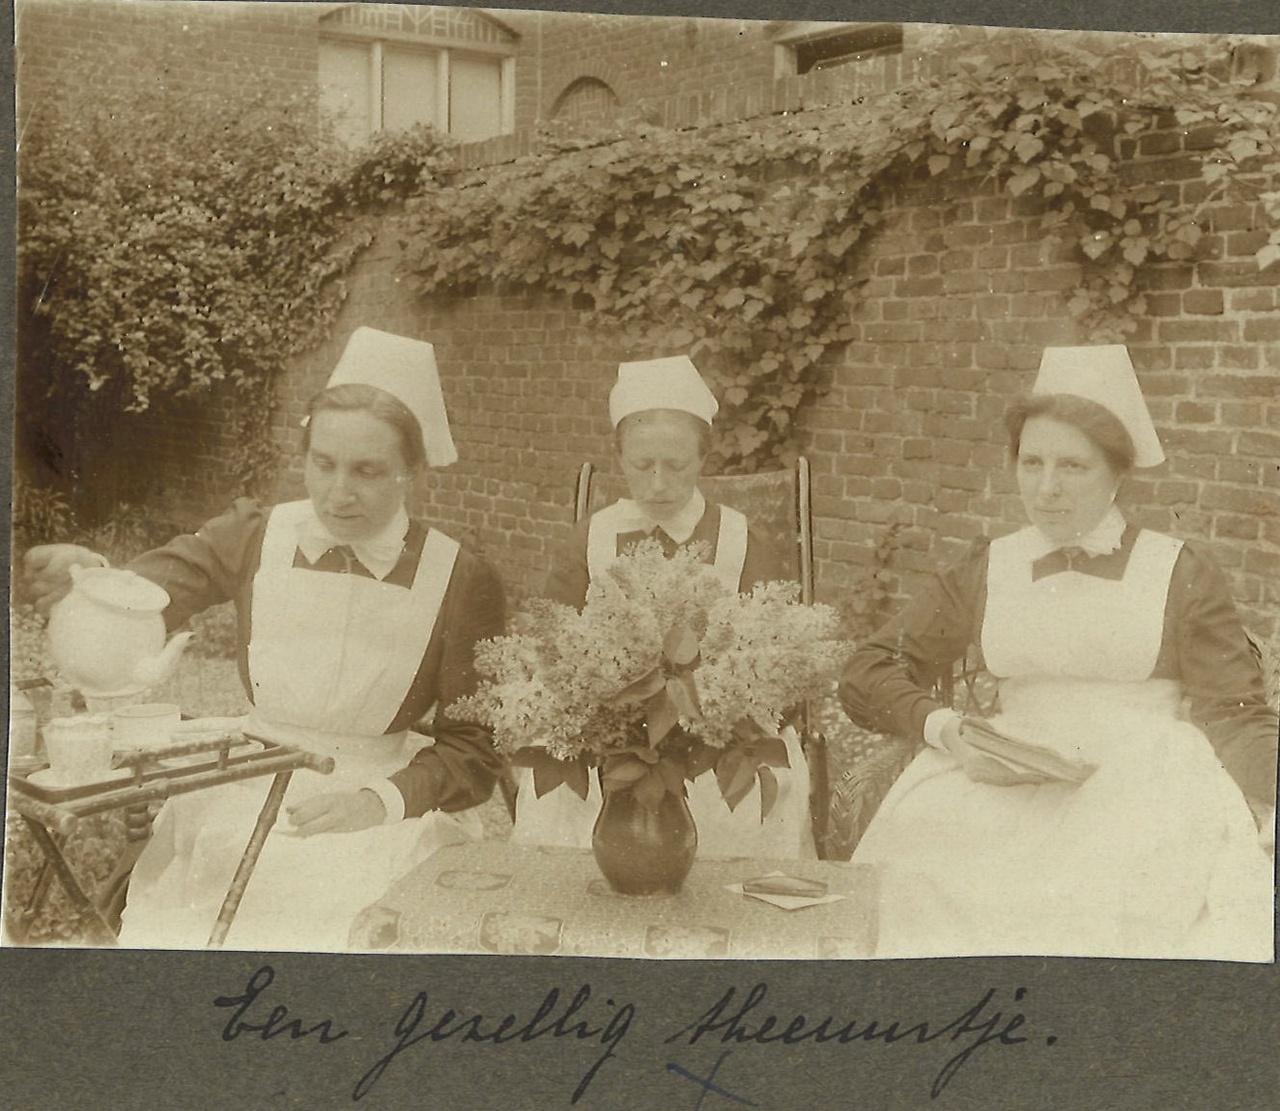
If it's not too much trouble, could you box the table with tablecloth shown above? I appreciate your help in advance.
[349,841,878,959]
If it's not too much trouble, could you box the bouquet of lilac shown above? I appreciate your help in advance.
[452,540,852,817]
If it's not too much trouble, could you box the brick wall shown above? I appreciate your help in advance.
[15,0,319,114]
[17,4,1279,637]
[788,157,1280,639]
[249,118,1278,636]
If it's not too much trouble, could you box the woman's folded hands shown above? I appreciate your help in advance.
[281,790,388,836]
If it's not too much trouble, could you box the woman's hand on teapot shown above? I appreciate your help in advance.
[282,790,387,836]
[21,544,109,615]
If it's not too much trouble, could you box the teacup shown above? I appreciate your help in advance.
[44,714,115,785]
[111,702,182,751]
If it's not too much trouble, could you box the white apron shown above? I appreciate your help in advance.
[853,528,1274,961]
[119,502,481,951]
[515,501,816,860]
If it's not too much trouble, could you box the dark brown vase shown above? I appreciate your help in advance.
[591,788,698,895]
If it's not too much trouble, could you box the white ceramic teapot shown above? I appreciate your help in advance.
[47,565,195,697]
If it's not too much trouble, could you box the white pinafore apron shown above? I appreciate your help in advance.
[514,501,816,860]
[119,501,481,951]
[854,527,1273,960]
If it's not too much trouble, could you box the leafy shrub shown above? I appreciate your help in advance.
[17,27,454,515]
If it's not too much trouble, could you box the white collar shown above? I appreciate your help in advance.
[294,505,410,581]
[1028,505,1127,559]
[610,489,707,544]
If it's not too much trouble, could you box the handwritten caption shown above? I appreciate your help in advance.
[214,964,1054,1106]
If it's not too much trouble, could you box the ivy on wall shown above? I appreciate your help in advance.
[17,38,453,519]
[396,33,1280,471]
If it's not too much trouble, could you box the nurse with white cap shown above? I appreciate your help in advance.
[840,344,1276,960]
[517,355,817,860]
[23,327,505,951]
[544,354,786,601]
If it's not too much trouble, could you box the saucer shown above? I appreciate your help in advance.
[26,766,134,790]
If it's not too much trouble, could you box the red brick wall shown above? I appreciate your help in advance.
[790,163,1280,638]
[15,0,319,114]
[16,4,1278,637]
[254,132,1278,636]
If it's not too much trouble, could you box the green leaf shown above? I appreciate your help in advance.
[663,623,701,667]
[1015,134,1044,163]
[1227,136,1260,163]
[632,768,668,811]
[684,741,717,781]
[1123,240,1149,266]
[657,755,687,797]
[666,674,702,721]
[1257,243,1280,270]
[602,755,649,790]
[1008,168,1040,196]
[646,689,681,747]
[753,734,792,769]
[715,748,758,812]
[610,667,666,707]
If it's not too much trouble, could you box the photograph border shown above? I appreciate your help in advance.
[3,1,1277,1108]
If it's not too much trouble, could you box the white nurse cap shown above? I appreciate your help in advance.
[1033,345,1165,468]
[608,355,719,427]
[325,327,458,467]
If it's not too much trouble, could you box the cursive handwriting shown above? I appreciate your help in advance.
[211,966,1054,1105]
[213,965,349,1045]
[666,981,1036,1098]
[353,984,635,1104]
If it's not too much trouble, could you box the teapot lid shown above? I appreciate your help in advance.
[74,567,171,613]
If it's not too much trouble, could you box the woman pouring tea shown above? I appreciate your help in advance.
[840,345,1276,961]
[23,327,505,950]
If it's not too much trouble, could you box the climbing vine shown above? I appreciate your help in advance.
[396,33,1280,471]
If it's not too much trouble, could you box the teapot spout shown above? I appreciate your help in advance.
[130,631,197,689]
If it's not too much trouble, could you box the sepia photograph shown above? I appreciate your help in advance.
[4,0,1277,976]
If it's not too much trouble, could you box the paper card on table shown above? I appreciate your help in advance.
[726,871,847,911]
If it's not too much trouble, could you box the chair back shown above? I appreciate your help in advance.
[573,459,814,604]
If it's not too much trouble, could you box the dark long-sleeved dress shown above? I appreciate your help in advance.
[128,497,505,815]
[839,521,1276,960]
[117,498,504,950]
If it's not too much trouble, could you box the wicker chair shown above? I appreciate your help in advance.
[499,459,834,852]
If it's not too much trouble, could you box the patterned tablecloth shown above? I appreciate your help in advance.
[349,842,878,959]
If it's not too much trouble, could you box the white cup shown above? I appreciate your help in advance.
[111,702,182,751]
[44,715,115,785]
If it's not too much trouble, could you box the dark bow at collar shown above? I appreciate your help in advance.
[1031,545,1129,582]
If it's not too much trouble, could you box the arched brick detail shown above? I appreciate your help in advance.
[549,76,620,124]
[544,64,627,119]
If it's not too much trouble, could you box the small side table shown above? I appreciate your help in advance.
[5,732,333,947]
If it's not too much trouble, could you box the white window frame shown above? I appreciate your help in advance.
[321,31,515,139]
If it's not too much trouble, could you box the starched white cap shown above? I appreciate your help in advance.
[326,327,458,467]
[1033,345,1165,468]
[608,355,719,427]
